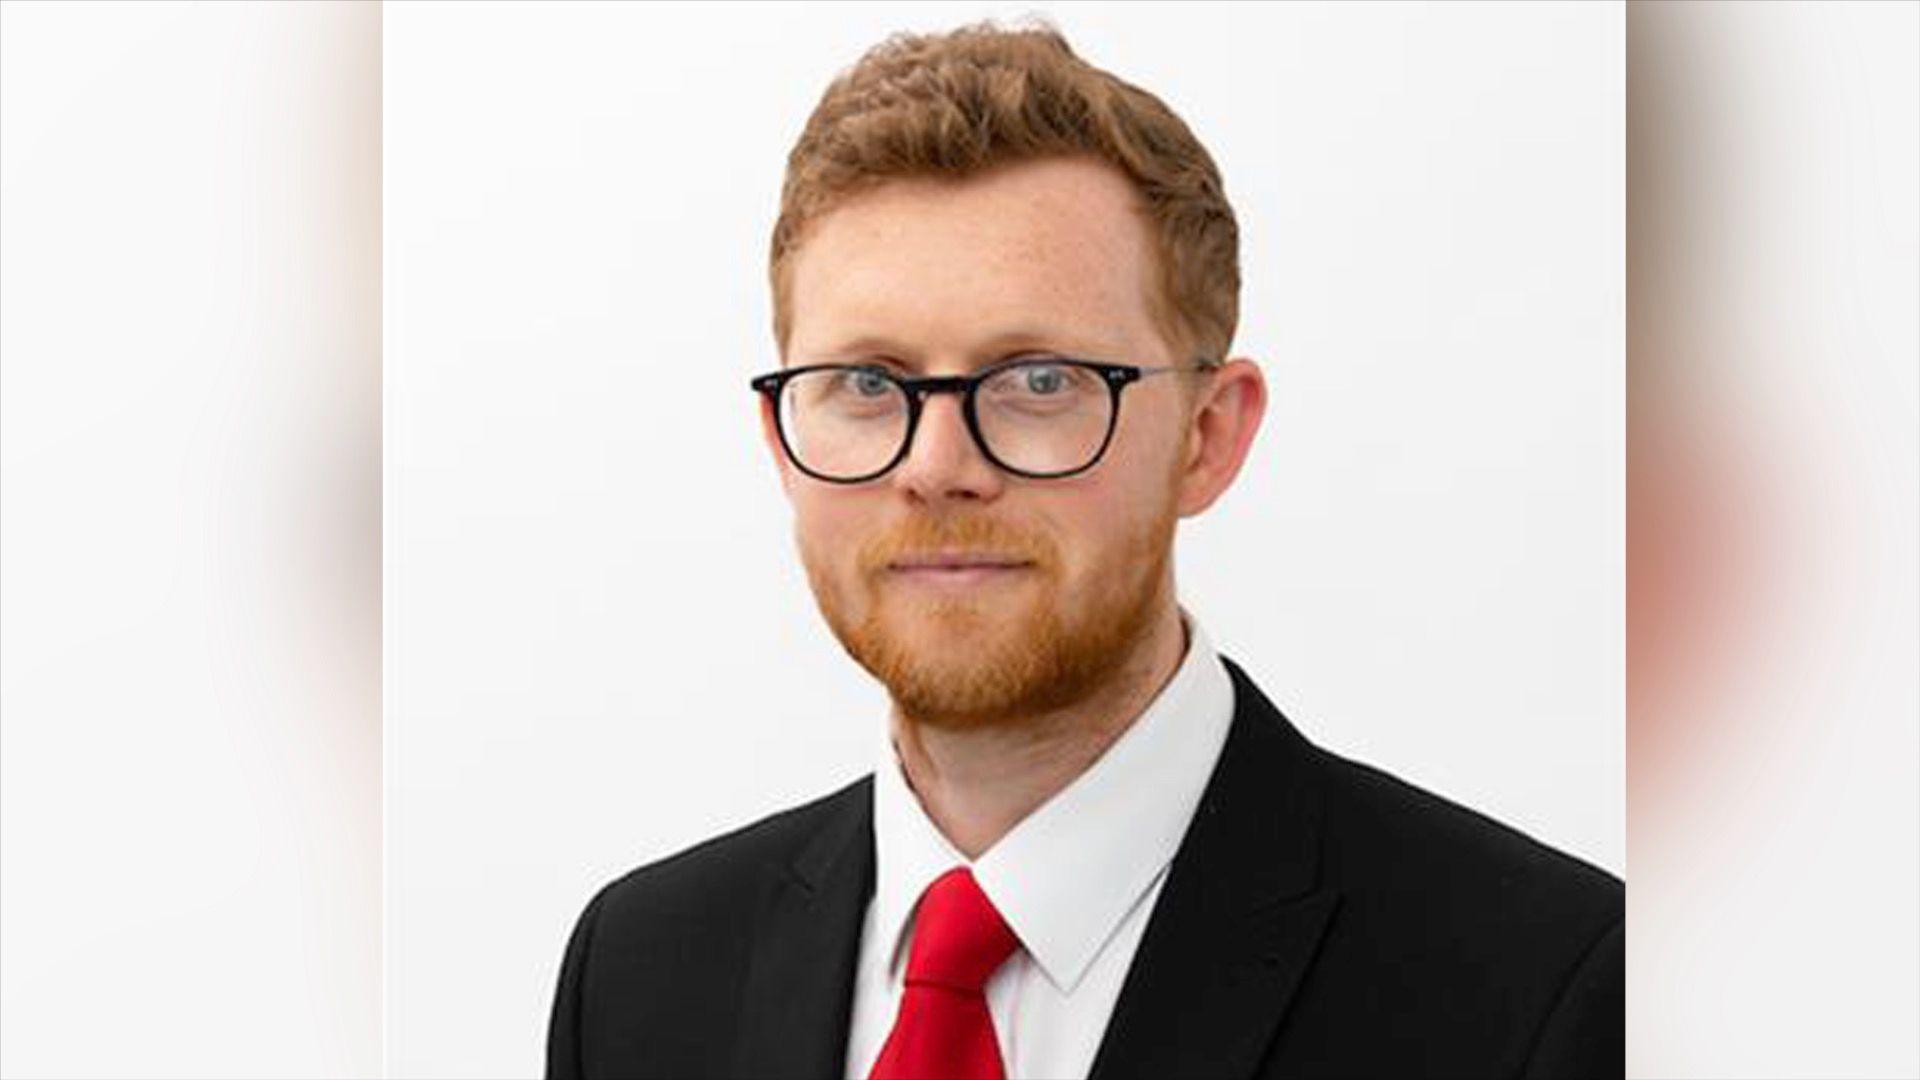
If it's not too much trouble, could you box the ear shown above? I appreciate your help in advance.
[757,392,796,496]
[1174,358,1268,518]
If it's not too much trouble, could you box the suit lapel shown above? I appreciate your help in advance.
[726,656,1336,1079]
[730,777,876,1080]
[1088,655,1341,1079]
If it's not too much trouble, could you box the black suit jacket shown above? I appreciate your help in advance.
[547,655,1623,1079]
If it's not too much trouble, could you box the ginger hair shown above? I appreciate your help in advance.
[769,19,1239,364]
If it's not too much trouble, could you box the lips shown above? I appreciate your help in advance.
[886,551,1032,571]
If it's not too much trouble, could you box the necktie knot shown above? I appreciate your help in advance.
[869,867,1018,1079]
[903,867,1018,993]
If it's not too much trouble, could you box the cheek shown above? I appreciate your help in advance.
[1044,490,1130,582]
[792,495,870,579]
[1095,400,1180,495]
[1049,456,1180,584]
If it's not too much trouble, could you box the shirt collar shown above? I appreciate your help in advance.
[869,604,1237,995]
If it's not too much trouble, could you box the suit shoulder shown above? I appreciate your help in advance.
[578,773,873,929]
[1307,741,1621,925]
[1220,655,1618,921]
[547,776,872,1074]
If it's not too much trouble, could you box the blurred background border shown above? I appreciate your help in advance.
[1,2,1913,1077]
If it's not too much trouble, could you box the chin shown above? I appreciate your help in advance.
[865,603,1082,727]
[882,588,1024,623]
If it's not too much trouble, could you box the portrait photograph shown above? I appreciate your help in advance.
[4,3,1915,1079]
[383,4,1622,1076]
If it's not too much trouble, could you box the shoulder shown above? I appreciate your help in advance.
[1267,723,1622,1072]
[572,773,873,939]
[1216,654,1620,1066]
[1291,733,1622,1068]
[546,775,874,1075]
[1305,738,1622,929]
[1219,653,1620,933]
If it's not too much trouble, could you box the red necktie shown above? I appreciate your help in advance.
[868,867,1020,1080]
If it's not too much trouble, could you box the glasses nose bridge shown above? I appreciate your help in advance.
[900,372,981,445]
[898,372,990,476]
[902,372,976,404]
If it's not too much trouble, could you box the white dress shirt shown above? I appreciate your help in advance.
[842,605,1238,1080]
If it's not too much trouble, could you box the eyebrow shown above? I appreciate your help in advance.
[804,328,1122,371]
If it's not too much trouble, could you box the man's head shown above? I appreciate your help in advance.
[770,20,1239,370]
[760,21,1266,730]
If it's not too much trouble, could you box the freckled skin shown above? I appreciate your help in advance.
[759,156,1267,854]
[768,157,1197,728]
[761,152,1269,855]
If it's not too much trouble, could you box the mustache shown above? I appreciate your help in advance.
[858,516,1055,574]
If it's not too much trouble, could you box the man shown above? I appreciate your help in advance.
[548,20,1621,1080]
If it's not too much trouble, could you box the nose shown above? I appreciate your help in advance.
[889,390,1005,504]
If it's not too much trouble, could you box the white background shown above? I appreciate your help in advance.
[1,3,381,1076]
[385,3,1622,1075]
[6,3,1916,1080]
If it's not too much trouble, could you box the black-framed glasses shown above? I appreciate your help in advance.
[749,356,1219,483]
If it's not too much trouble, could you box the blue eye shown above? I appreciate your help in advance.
[849,369,893,396]
[1024,365,1067,394]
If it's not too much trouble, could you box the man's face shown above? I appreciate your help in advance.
[767,156,1202,730]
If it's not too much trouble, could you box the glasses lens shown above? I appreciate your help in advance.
[779,367,910,479]
[975,361,1113,475]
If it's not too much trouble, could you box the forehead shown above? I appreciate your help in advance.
[785,156,1163,364]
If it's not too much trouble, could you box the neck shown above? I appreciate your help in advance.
[888,601,1191,859]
